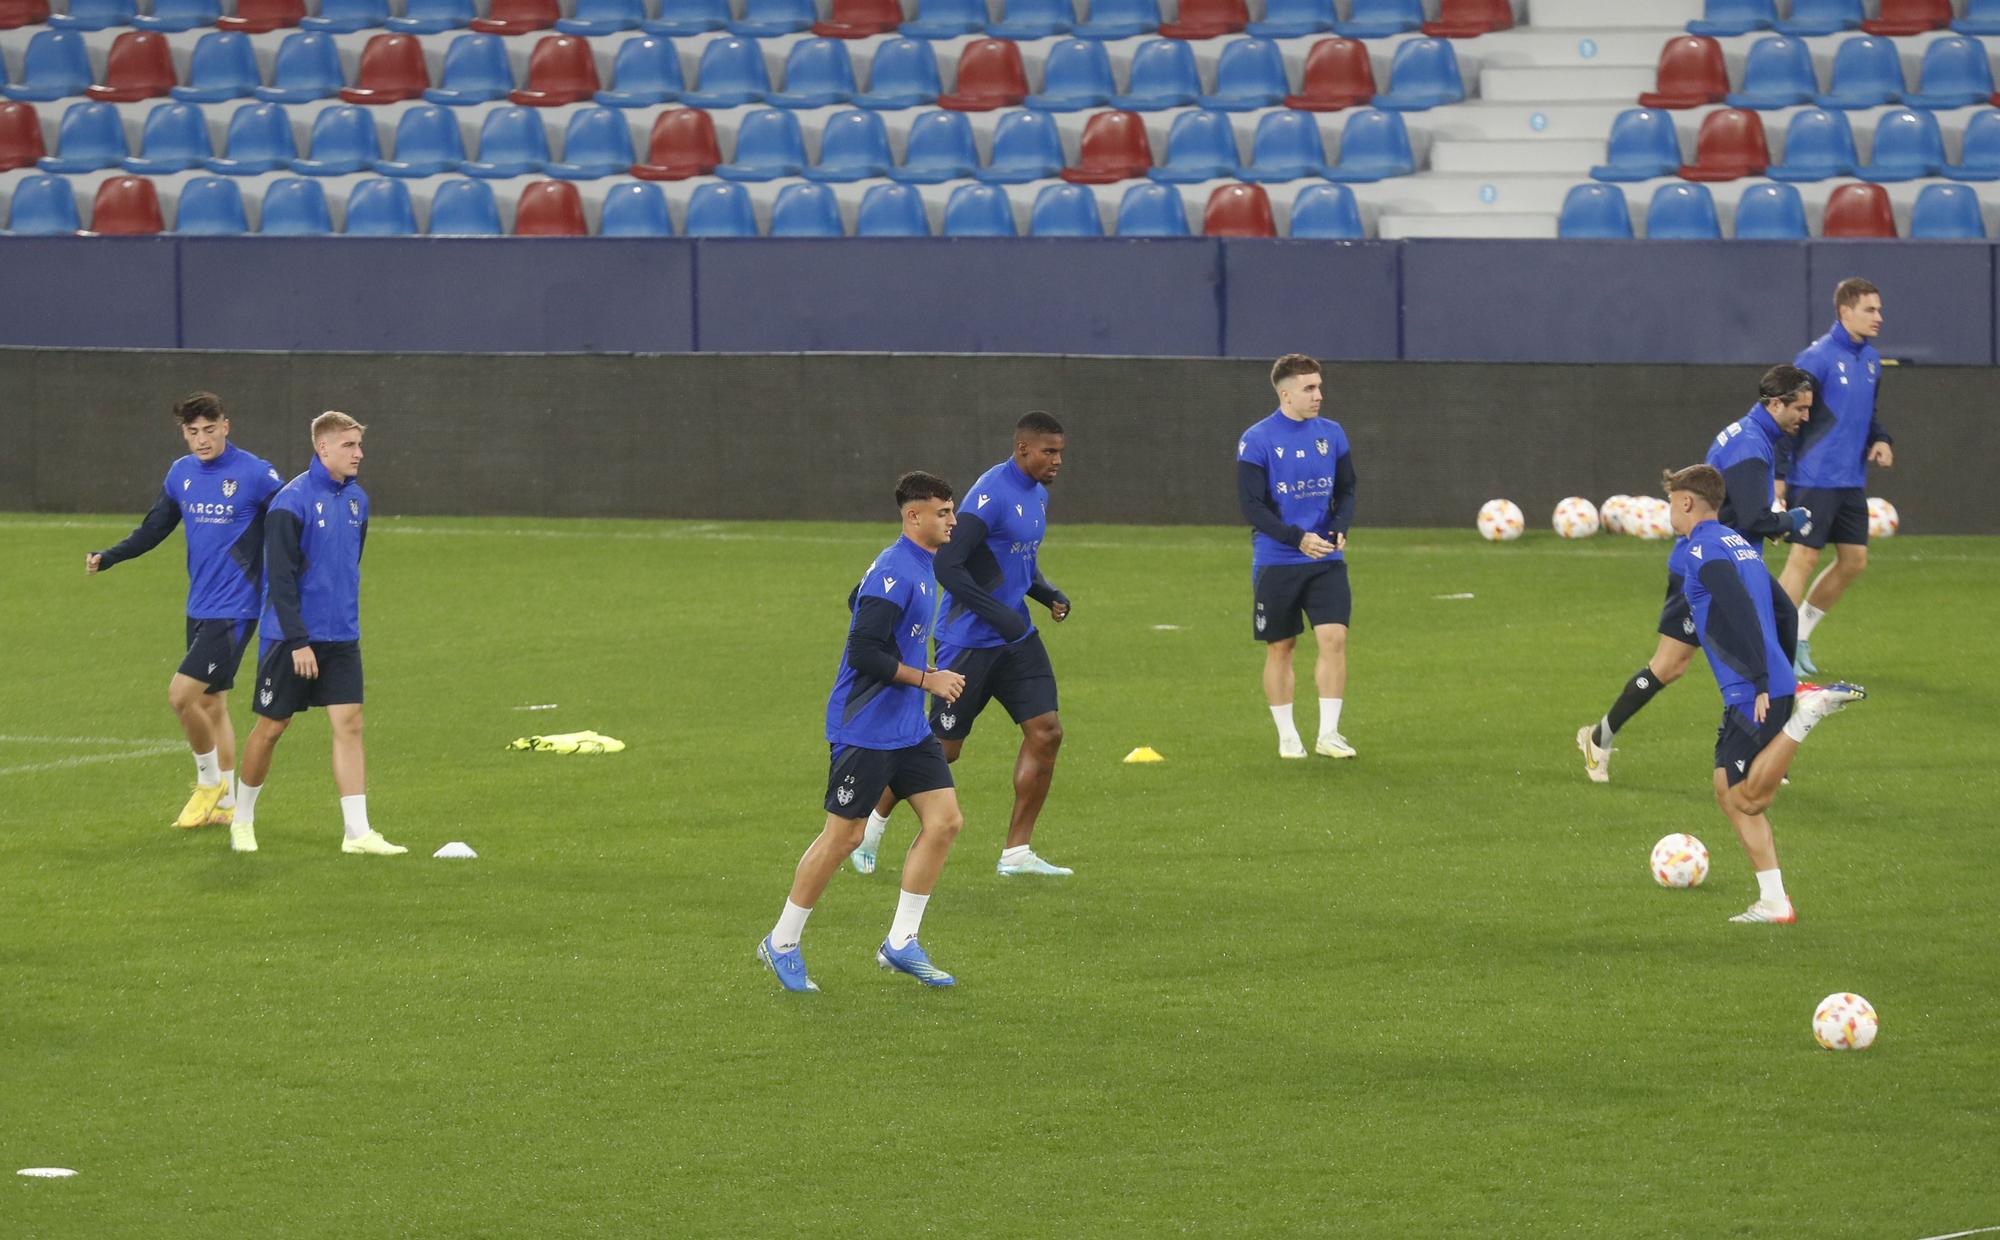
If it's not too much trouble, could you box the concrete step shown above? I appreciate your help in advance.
[1482,65,1653,102]
[1527,0,1701,29]
[1427,138,1604,174]
[1377,211,1560,238]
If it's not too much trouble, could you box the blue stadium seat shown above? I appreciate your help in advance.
[557,0,643,34]
[1724,36,1816,109]
[1902,36,1995,108]
[856,181,931,234]
[1239,109,1326,182]
[546,105,634,178]
[856,38,942,109]
[1026,39,1115,110]
[1555,182,1633,239]
[428,177,502,233]
[1731,182,1807,239]
[302,0,388,32]
[343,176,417,234]
[259,176,333,234]
[1776,0,1860,36]
[255,33,346,103]
[731,0,814,36]
[6,173,80,233]
[771,37,857,107]
[683,36,772,106]
[1288,182,1362,238]
[1372,36,1463,111]
[683,180,759,235]
[646,0,728,33]
[1247,0,1332,37]
[1948,108,2000,180]
[1112,39,1201,110]
[133,0,221,31]
[1334,0,1419,37]
[388,0,474,32]
[424,34,514,105]
[172,32,260,103]
[1765,107,1856,180]
[1325,107,1412,181]
[1075,0,1158,39]
[769,181,844,236]
[173,175,248,233]
[598,180,673,235]
[292,104,380,174]
[1687,0,1774,37]
[806,107,892,180]
[125,101,211,172]
[205,101,296,173]
[1956,0,2000,35]
[976,108,1063,182]
[48,0,135,30]
[902,0,984,38]
[40,101,126,172]
[1857,107,1943,181]
[1645,182,1720,239]
[943,182,1016,234]
[1909,183,1987,238]
[375,104,466,175]
[462,105,550,176]
[598,36,684,106]
[1813,36,1903,108]
[1589,108,1682,181]
[1114,181,1187,235]
[891,108,977,182]
[1149,109,1240,183]
[3,31,93,102]
[714,107,805,179]
[990,0,1073,39]
[1197,38,1287,111]
[1029,182,1104,235]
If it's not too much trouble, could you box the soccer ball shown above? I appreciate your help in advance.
[1600,495,1634,535]
[1553,496,1600,539]
[1477,499,1525,542]
[1813,992,1879,1051]
[1649,833,1709,888]
[1631,496,1675,541]
[1867,497,1899,538]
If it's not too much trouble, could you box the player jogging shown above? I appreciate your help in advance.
[1778,277,1893,678]
[1662,464,1866,925]
[760,472,969,993]
[1577,366,1816,781]
[1237,354,1357,760]
[855,412,1072,879]
[232,412,404,857]
[87,393,283,831]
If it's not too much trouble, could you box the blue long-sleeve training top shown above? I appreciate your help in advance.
[1680,520,1797,709]
[826,534,940,750]
[1705,403,1788,547]
[94,442,285,621]
[1235,410,1356,569]
[1785,320,1890,490]
[934,458,1064,650]
[260,456,370,644]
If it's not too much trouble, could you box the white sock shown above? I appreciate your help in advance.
[1318,697,1343,739]
[770,900,812,951]
[1799,602,1826,640]
[1269,703,1301,746]
[236,780,261,825]
[888,889,930,948]
[339,794,371,841]
[217,770,236,809]
[193,748,221,786]
[862,810,891,850]
[1756,868,1787,906]
[1000,844,1032,864]
[1783,701,1822,744]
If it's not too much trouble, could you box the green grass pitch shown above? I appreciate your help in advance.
[4,513,1997,1238]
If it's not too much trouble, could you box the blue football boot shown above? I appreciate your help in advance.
[876,936,955,987]
[758,934,819,993]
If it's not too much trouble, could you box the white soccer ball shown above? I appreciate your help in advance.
[1813,992,1879,1051]
[1553,496,1601,539]
[1632,496,1675,541]
[1649,833,1709,888]
[1600,495,1634,535]
[1867,497,1899,538]
[1476,499,1525,542]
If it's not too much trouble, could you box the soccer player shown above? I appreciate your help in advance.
[760,472,968,993]
[86,393,284,830]
[232,412,404,856]
[1576,366,1816,782]
[1778,277,1893,678]
[1236,354,1356,760]
[1662,463,1865,925]
[854,412,1072,879]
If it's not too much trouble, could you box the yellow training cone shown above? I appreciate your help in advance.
[1123,746,1165,764]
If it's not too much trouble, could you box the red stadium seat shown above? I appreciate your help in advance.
[1822,182,1895,237]
[938,39,1029,111]
[86,31,177,102]
[509,35,601,105]
[469,0,558,34]
[1283,38,1376,111]
[340,34,431,103]
[1677,107,1768,181]
[89,175,164,234]
[812,0,902,38]
[1638,35,1726,109]
[0,101,46,170]
[631,108,721,179]
[1159,0,1246,39]
[0,0,51,28]
[1203,182,1274,236]
[1421,0,1512,37]
[217,0,305,32]
[1061,109,1152,183]
[1861,0,1950,36]
[513,179,587,234]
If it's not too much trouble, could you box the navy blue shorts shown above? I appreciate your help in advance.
[252,638,363,720]
[1788,486,1868,550]
[1253,559,1351,642]
[930,631,1059,740]
[825,736,953,818]
[1657,572,1698,646]
[1715,695,1794,787]
[180,617,257,693]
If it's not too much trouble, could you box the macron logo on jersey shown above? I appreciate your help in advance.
[1690,545,1704,559]
[883,576,897,592]
[977,495,991,509]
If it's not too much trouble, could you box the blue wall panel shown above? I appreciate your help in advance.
[1806,242,1995,365]
[0,237,180,348]
[1219,241,1402,361]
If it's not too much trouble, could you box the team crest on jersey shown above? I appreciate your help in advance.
[222,479,238,497]
[183,479,192,491]
[315,502,323,514]
[1315,439,1329,456]
[348,499,359,517]
[1015,503,1024,517]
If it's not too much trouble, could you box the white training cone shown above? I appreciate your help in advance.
[433,842,478,859]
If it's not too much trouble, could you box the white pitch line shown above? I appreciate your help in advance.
[1918,1227,2000,1240]
[0,745,184,777]
[0,735,174,746]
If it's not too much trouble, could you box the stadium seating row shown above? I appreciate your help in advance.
[1644,31,2000,110]
[1594,104,2000,183]
[1560,177,1989,238]
[1687,0,2000,39]
[0,168,1369,232]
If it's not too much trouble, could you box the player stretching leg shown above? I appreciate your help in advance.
[761,473,969,993]
[86,393,283,830]
[1664,465,1865,926]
